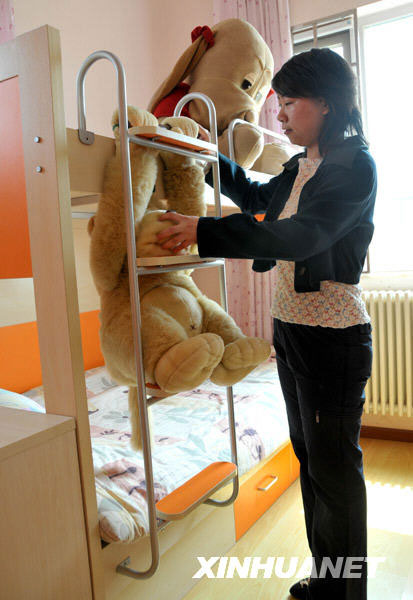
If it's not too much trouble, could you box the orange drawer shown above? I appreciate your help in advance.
[234,442,292,540]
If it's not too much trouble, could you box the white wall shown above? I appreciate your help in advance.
[13,0,213,137]
[14,0,397,133]
[289,0,381,26]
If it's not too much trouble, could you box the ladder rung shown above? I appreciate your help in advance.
[129,126,216,154]
[136,255,219,267]
[155,461,237,520]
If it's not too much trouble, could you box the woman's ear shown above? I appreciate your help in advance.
[319,98,329,115]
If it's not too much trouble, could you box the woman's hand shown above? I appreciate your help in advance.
[157,212,199,253]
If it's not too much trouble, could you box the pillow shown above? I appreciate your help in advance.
[22,366,118,406]
[0,388,45,413]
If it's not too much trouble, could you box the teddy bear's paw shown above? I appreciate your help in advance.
[209,364,255,387]
[154,333,224,393]
[111,106,158,136]
[221,337,271,371]
[161,116,199,139]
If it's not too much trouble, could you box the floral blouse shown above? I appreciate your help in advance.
[271,157,370,328]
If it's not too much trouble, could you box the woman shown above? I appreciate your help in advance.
[157,48,377,600]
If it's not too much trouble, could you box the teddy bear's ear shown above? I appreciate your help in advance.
[148,28,214,114]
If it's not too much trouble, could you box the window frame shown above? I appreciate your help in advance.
[357,2,413,273]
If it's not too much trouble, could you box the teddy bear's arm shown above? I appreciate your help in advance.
[89,149,158,291]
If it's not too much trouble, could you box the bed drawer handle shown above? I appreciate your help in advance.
[257,475,279,492]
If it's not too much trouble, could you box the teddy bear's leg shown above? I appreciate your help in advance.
[163,161,206,216]
[139,301,224,393]
[89,108,158,292]
[159,117,206,217]
[154,334,225,393]
[209,337,271,386]
[197,295,271,385]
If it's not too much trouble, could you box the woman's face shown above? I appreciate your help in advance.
[276,95,329,149]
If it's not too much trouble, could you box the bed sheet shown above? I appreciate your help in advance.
[11,355,290,544]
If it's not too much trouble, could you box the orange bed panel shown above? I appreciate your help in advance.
[255,213,265,222]
[0,310,104,393]
[0,76,32,279]
[79,310,104,372]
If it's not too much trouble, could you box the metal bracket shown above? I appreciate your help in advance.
[78,129,95,145]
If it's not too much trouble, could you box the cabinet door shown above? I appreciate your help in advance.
[0,429,92,600]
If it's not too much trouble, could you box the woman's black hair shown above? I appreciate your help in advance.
[272,48,368,156]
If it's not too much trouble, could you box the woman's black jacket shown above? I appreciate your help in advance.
[198,135,377,293]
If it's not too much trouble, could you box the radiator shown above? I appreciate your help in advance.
[361,290,413,417]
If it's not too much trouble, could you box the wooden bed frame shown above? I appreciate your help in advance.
[0,25,299,600]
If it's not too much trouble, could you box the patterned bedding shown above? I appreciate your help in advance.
[0,354,290,544]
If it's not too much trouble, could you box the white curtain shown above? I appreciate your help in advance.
[212,0,293,341]
[0,0,14,44]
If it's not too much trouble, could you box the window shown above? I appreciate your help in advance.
[292,4,413,273]
[358,2,413,272]
[292,17,355,64]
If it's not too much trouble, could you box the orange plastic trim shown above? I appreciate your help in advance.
[136,130,208,152]
[156,461,237,518]
[0,76,32,278]
[0,310,104,393]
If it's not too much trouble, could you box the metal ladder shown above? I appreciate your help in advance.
[76,51,239,579]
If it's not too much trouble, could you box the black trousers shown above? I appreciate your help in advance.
[273,317,373,600]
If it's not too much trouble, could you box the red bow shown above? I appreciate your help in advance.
[191,25,215,49]
[266,88,275,99]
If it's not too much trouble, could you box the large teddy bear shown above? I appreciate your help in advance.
[148,18,292,182]
[88,107,271,451]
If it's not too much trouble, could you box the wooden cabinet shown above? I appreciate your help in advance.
[0,407,92,600]
[234,441,300,540]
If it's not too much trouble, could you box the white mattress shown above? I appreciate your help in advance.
[2,353,290,544]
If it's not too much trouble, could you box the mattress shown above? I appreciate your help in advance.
[1,354,290,544]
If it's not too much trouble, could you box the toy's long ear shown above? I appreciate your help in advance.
[148,28,214,113]
[87,216,95,237]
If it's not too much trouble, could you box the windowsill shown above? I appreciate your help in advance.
[360,271,413,291]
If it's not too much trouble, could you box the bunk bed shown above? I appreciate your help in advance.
[0,24,300,600]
